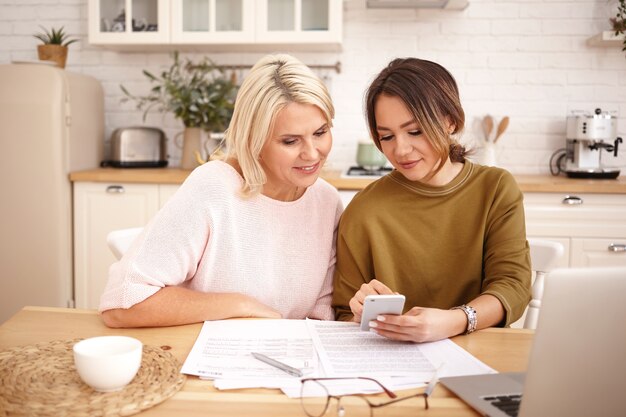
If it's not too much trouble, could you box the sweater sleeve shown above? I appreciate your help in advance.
[480,171,532,326]
[99,167,214,311]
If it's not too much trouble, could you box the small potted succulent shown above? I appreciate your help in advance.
[33,26,78,68]
[610,0,626,53]
[121,52,238,169]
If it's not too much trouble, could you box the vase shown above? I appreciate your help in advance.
[179,127,203,170]
[37,45,68,69]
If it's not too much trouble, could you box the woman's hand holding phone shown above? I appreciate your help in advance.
[348,279,468,342]
[360,294,405,330]
[348,279,396,324]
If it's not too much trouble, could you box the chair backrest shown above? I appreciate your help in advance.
[106,227,143,260]
[523,238,565,329]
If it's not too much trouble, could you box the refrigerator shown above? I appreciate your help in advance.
[0,63,104,323]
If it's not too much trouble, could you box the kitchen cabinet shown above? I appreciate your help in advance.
[170,0,256,44]
[89,0,343,50]
[88,0,170,45]
[73,182,180,309]
[570,238,626,267]
[254,0,342,46]
[338,190,358,209]
[159,184,180,207]
[524,193,626,268]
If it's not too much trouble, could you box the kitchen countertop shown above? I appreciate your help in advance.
[69,168,626,194]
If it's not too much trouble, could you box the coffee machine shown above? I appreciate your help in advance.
[563,108,622,179]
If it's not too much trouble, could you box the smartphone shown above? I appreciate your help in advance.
[360,294,406,331]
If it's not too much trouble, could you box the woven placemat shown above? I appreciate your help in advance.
[0,338,186,417]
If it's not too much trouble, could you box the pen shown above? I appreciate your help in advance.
[251,352,303,377]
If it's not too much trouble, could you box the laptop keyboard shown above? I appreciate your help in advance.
[482,394,522,417]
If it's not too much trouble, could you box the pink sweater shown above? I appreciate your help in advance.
[99,161,343,320]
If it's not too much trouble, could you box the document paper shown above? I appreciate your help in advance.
[181,319,318,379]
[307,320,495,381]
[181,319,495,396]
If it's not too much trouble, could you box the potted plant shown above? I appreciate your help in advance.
[33,26,78,68]
[610,0,626,53]
[121,52,237,169]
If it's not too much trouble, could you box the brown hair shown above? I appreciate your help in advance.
[365,58,467,174]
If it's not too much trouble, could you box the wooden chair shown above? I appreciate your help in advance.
[106,227,143,260]
[523,238,565,329]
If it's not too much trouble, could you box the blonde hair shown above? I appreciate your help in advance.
[221,54,334,196]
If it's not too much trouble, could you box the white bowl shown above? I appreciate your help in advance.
[73,336,143,392]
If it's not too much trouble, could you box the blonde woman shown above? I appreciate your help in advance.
[101,54,342,327]
[333,58,531,342]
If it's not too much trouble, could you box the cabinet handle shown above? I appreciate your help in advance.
[561,195,583,205]
[608,244,626,252]
[106,185,125,194]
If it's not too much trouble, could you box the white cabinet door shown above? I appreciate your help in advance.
[89,0,342,48]
[159,184,180,207]
[570,238,626,267]
[171,0,255,44]
[88,0,169,44]
[524,192,626,267]
[523,193,626,239]
[73,182,159,309]
[255,0,342,47]
[338,190,358,208]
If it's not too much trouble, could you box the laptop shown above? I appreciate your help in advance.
[440,267,626,417]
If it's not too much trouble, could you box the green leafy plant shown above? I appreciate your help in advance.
[33,26,78,46]
[121,52,237,132]
[611,0,626,52]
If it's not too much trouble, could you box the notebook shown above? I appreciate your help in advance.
[440,267,626,417]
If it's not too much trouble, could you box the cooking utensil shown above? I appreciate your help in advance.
[494,116,510,143]
[482,115,494,143]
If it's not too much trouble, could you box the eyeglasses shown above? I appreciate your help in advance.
[300,373,439,417]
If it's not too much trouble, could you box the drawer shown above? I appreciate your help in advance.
[523,193,626,238]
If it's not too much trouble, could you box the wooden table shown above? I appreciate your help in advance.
[0,307,534,416]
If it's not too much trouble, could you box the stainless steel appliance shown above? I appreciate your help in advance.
[551,108,622,179]
[0,63,104,323]
[102,127,168,168]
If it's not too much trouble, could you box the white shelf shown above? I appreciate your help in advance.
[587,31,625,47]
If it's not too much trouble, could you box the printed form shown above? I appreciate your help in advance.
[308,320,494,381]
[181,319,495,395]
[181,319,318,379]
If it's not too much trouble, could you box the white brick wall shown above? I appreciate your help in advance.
[1,0,624,174]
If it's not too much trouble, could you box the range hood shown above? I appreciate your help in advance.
[366,0,469,10]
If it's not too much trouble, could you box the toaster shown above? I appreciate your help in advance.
[103,127,168,168]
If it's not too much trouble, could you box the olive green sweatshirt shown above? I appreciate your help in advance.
[332,161,531,326]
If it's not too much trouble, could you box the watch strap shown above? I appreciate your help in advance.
[451,304,477,334]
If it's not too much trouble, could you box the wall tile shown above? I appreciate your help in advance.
[0,0,623,175]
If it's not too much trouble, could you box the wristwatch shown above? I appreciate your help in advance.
[451,304,477,334]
